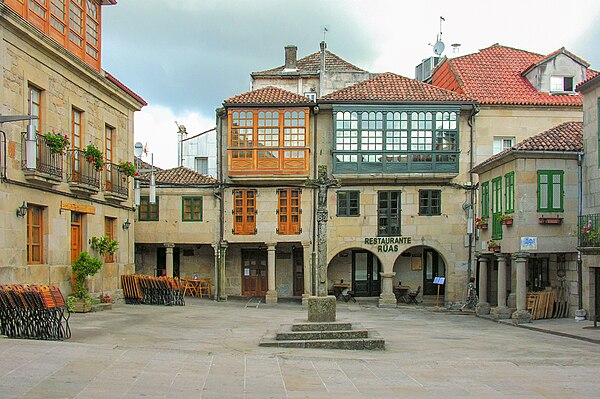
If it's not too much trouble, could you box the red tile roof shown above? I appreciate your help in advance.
[252,50,365,76]
[439,44,596,106]
[576,73,600,92]
[138,166,216,185]
[224,86,312,105]
[472,121,583,172]
[320,72,472,103]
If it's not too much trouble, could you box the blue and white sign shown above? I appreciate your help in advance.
[520,237,537,251]
[433,277,446,285]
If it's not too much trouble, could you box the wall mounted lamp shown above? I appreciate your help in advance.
[16,201,28,218]
[122,218,131,230]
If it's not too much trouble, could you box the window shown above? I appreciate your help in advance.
[139,196,159,221]
[304,92,317,102]
[337,191,360,217]
[71,108,82,173]
[105,125,114,186]
[194,157,208,174]
[233,189,256,234]
[491,177,502,240]
[50,0,67,33]
[528,258,549,291]
[27,205,44,264]
[419,190,441,216]
[481,181,489,218]
[505,172,515,214]
[28,85,42,135]
[69,0,84,47]
[492,136,514,155]
[377,191,401,236]
[538,170,563,212]
[550,76,574,92]
[104,217,115,263]
[85,0,99,59]
[29,0,47,18]
[277,189,301,234]
[182,197,203,221]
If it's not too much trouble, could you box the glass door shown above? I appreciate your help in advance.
[423,249,445,295]
[352,250,381,297]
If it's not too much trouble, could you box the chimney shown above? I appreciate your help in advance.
[320,41,326,73]
[284,45,297,70]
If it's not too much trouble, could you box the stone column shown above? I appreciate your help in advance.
[491,254,511,319]
[476,256,490,315]
[164,243,174,277]
[379,271,397,308]
[511,252,531,323]
[302,243,312,306]
[266,243,278,304]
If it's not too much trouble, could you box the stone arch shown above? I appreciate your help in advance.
[327,247,383,297]
[392,245,449,297]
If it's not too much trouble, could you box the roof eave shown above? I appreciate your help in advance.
[576,74,600,93]
[471,149,582,174]
[223,102,313,108]
[318,99,477,107]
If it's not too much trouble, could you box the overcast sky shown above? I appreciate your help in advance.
[101,0,600,169]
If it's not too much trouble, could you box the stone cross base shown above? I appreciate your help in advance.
[307,296,336,322]
[378,293,397,308]
[491,306,512,320]
[476,302,491,316]
[511,309,532,324]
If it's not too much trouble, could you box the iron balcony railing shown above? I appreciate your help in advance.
[21,133,63,179]
[66,148,101,189]
[105,163,129,197]
[578,214,600,248]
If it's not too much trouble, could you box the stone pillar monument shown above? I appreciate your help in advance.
[266,243,278,304]
[379,272,397,307]
[476,255,490,315]
[306,165,339,322]
[492,254,512,319]
[164,243,174,277]
[511,253,531,323]
[302,243,312,306]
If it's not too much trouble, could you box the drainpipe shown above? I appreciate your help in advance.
[576,152,585,319]
[466,104,480,280]
[311,105,319,296]
[215,108,226,302]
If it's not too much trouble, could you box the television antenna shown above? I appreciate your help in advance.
[432,16,445,56]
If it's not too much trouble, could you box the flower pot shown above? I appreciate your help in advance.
[488,246,501,253]
[477,223,488,230]
[71,299,92,313]
[500,218,513,226]
[539,217,563,225]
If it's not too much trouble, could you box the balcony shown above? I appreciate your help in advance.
[21,133,63,186]
[228,147,309,177]
[66,149,100,195]
[578,214,600,252]
[332,150,459,176]
[104,163,129,202]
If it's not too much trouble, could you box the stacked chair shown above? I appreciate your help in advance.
[121,275,185,306]
[0,284,70,340]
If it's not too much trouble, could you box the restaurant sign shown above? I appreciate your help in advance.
[364,236,412,253]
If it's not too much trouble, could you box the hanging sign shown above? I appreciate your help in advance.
[433,277,446,285]
[60,201,96,214]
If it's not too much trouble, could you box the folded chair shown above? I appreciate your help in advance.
[406,286,421,304]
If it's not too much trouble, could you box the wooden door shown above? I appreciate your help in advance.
[70,213,82,262]
[292,246,304,296]
[423,249,445,295]
[352,251,381,297]
[157,247,166,276]
[241,249,268,296]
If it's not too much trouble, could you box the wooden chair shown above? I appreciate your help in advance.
[198,279,211,298]
[406,286,422,304]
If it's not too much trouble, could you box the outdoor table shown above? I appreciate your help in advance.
[393,286,410,303]
[332,283,351,300]
[182,278,203,297]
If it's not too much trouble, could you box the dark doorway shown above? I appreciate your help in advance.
[595,268,600,323]
[292,246,304,296]
[241,248,268,296]
[352,250,381,297]
[156,247,180,278]
[423,248,445,295]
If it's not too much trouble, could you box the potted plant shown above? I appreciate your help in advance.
[83,144,104,171]
[90,235,119,256]
[68,251,103,312]
[539,215,563,225]
[487,240,501,252]
[43,132,70,154]
[117,161,138,178]
[475,217,488,229]
[578,219,600,247]
[497,214,514,226]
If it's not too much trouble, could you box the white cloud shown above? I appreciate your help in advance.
[134,104,215,169]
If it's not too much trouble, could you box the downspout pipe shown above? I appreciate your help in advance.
[467,104,480,280]
[577,152,584,316]
[216,108,226,302]
[311,105,319,296]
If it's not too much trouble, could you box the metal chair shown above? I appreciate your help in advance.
[405,286,421,304]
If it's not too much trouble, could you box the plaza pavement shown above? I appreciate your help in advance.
[1,298,600,399]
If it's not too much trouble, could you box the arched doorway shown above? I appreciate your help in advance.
[328,248,382,297]
[393,246,446,296]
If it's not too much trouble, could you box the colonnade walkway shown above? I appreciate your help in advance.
[0,298,599,398]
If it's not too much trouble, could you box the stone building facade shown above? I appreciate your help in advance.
[472,122,582,321]
[0,1,145,296]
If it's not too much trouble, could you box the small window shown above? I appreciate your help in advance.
[419,190,441,216]
[182,197,203,221]
[337,191,360,217]
[277,189,301,234]
[233,189,256,235]
[537,170,563,212]
[304,92,317,102]
[492,136,515,155]
[104,217,115,263]
[27,205,44,264]
[480,181,490,219]
[550,76,574,93]
[194,157,208,174]
[139,196,159,221]
[528,258,549,291]
[505,172,515,214]
[377,191,401,236]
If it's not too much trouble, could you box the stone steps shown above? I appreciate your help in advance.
[260,321,385,350]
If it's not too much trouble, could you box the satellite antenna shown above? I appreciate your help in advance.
[433,16,445,55]
[134,142,144,158]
